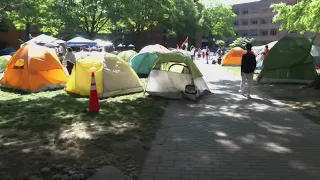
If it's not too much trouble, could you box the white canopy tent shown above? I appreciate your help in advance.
[24,34,65,46]
[94,39,113,47]
[67,37,97,47]
[117,44,125,47]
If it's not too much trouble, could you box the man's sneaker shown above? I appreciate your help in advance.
[247,94,251,99]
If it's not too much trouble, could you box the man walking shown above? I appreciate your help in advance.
[240,43,256,98]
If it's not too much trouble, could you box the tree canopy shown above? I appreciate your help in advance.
[215,40,225,47]
[199,2,236,38]
[229,37,254,48]
[54,0,122,39]
[2,0,237,43]
[271,0,320,33]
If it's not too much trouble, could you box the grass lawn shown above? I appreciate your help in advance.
[222,66,320,124]
[0,78,167,180]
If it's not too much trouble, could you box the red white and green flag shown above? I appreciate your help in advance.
[180,37,188,50]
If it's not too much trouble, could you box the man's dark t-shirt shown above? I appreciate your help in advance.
[241,51,256,73]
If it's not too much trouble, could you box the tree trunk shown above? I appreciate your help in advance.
[87,31,95,40]
[25,23,31,41]
[135,30,143,51]
[208,33,212,48]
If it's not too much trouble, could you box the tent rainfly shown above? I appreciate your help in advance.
[257,36,318,84]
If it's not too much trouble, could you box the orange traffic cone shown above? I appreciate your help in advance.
[88,72,100,112]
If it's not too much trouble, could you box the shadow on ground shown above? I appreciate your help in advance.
[0,90,167,180]
[141,79,320,180]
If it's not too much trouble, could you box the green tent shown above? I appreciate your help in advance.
[151,51,203,79]
[117,50,137,62]
[257,36,318,84]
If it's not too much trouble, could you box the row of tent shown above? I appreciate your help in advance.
[74,44,192,76]
[0,44,210,100]
[220,36,320,84]
[23,34,114,48]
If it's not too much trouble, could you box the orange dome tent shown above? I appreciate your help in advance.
[222,47,246,66]
[0,44,68,92]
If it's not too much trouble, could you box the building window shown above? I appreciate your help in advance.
[260,18,269,24]
[270,29,277,35]
[233,9,239,15]
[240,31,248,37]
[241,19,248,25]
[242,9,248,15]
[249,29,258,36]
[249,8,257,14]
[270,17,274,23]
[251,19,258,25]
[260,7,269,13]
[261,30,268,36]
[234,20,239,26]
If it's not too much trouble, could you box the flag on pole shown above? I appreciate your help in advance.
[181,37,189,50]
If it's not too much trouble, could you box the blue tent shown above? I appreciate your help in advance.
[129,52,158,75]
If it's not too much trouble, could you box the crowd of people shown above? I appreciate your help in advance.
[189,45,226,65]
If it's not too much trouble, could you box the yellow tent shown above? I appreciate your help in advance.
[222,47,246,66]
[65,53,143,97]
[117,50,137,62]
[0,44,68,92]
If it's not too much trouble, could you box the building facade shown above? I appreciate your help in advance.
[0,26,20,49]
[228,0,320,46]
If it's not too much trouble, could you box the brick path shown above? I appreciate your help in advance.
[140,61,320,180]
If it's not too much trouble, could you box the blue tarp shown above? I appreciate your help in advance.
[0,47,15,56]
[67,37,97,47]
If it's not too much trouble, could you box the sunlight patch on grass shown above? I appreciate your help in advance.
[0,78,168,177]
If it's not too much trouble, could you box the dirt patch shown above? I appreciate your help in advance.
[222,66,320,125]
[253,83,320,124]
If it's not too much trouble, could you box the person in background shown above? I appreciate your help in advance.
[190,45,195,61]
[64,47,76,74]
[263,45,269,60]
[239,43,256,98]
[217,47,222,64]
[205,46,210,64]
[58,53,63,64]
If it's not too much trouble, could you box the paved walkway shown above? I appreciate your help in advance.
[140,61,320,180]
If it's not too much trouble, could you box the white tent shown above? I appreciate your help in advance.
[94,39,113,47]
[145,52,211,100]
[25,34,65,45]
[253,41,278,55]
[117,44,125,47]
[67,37,97,47]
